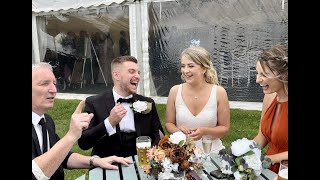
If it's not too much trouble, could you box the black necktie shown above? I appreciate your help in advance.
[38,118,48,153]
[117,97,134,103]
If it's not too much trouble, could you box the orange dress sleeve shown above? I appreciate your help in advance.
[261,97,288,173]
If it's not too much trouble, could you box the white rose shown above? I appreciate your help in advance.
[162,157,173,172]
[231,138,254,156]
[220,160,233,175]
[233,171,243,180]
[169,131,186,145]
[132,101,147,113]
[171,163,179,172]
[243,148,263,176]
[158,171,175,179]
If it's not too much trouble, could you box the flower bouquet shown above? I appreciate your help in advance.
[216,138,271,180]
[141,132,203,180]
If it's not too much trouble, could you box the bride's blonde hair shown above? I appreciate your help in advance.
[180,46,219,85]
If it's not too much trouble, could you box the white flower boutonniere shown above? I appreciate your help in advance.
[131,100,152,114]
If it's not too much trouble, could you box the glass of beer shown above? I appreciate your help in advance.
[277,160,288,180]
[136,136,151,167]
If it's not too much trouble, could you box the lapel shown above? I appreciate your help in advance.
[44,114,56,148]
[104,91,116,119]
[47,123,56,148]
[32,124,42,156]
[132,94,141,136]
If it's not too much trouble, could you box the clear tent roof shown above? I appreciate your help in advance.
[32,0,126,13]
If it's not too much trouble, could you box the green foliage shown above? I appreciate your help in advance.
[262,157,272,169]
[48,99,262,180]
[178,140,184,147]
[221,109,261,149]
[243,150,255,157]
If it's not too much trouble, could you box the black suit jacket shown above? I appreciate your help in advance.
[32,114,72,180]
[78,90,164,157]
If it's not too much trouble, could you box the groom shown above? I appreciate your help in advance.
[78,55,164,158]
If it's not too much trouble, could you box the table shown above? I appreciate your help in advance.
[76,154,277,180]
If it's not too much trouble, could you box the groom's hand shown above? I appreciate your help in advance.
[109,102,127,126]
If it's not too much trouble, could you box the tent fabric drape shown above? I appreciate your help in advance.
[32,0,127,13]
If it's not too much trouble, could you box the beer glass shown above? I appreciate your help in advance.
[277,160,288,180]
[136,136,151,167]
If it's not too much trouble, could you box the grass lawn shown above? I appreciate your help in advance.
[48,99,262,180]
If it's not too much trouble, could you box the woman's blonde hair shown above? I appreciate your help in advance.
[258,44,288,95]
[180,46,219,85]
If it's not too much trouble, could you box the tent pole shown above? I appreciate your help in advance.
[89,36,107,87]
[32,13,41,63]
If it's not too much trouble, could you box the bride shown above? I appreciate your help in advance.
[165,46,230,153]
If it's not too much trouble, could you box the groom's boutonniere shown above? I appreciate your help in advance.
[131,100,152,114]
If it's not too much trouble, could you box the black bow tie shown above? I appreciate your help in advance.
[117,97,134,103]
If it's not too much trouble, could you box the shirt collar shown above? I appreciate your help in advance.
[112,88,133,103]
[32,112,45,125]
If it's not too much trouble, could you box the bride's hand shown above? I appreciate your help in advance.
[188,127,204,140]
[178,126,190,135]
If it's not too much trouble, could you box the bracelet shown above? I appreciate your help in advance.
[89,155,100,168]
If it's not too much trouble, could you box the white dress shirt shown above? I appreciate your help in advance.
[32,160,50,180]
[32,112,49,153]
[32,112,50,180]
[104,88,136,136]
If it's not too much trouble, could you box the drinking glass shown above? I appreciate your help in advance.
[202,136,213,162]
[277,160,288,180]
[136,136,151,167]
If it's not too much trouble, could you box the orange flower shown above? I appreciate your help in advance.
[159,136,172,150]
[141,165,151,174]
[146,146,157,159]
[180,160,190,171]
[154,149,166,161]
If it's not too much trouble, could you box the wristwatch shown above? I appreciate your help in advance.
[89,155,100,168]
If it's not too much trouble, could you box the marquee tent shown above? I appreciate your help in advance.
[32,0,288,101]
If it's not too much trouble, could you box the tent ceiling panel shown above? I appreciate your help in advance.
[32,0,127,13]
[46,15,129,36]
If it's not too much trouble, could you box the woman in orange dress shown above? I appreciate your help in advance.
[253,44,288,173]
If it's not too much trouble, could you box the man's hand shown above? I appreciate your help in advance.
[68,100,94,140]
[94,155,133,170]
[108,102,127,126]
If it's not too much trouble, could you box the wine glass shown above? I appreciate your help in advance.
[202,135,213,165]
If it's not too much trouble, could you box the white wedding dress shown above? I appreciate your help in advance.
[175,84,224,153]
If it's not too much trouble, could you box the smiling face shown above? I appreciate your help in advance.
[32,66,57,115]
[180,56,206,84]
[113,61,140,96]
[255,61,284,95]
